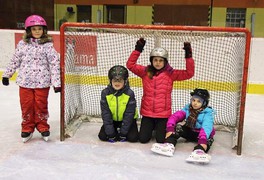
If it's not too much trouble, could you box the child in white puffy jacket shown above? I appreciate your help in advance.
[2,15,61,142]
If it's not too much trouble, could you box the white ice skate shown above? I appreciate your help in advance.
[22,133,33,143]
[151,143,175,157]
[186,149,211,164]
[42,136,49,142]
[41,131,50,142]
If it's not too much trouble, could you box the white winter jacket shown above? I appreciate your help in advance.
[3,39,60,88]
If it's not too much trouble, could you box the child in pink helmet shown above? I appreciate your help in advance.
[126,38,195,144]
[2,15,61,142]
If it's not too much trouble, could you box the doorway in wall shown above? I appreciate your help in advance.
[153,5,209,26]
[105,5,126,24]
[77,5,91,23]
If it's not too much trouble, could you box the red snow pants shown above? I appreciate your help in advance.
[19,87,50,133]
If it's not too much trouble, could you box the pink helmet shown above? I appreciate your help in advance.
[24,15,47,29]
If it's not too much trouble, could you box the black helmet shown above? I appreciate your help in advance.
[108,65,129,81]
[190,88,210,107]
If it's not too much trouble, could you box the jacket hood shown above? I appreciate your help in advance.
[23,34,53,44]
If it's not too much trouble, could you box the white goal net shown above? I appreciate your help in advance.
[60,23,251,155]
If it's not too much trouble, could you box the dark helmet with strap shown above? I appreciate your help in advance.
[108,65,129,81]
[190,88,210,107]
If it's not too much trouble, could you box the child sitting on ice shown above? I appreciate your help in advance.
[151,88,215,163]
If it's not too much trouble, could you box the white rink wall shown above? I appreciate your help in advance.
[0,29,60,69]
[0,29,263,85]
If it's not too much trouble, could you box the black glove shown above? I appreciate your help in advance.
[108,137,117,143]
[2,77,9,86]
[108,134,118,143]
[135,38,146,53]
[54,87,61,93]
[183,42,192,58]
[117,133,127,142]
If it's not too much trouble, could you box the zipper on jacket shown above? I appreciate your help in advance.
[116,96,119,121]
[153,78,156,113]
[164,86,167,111]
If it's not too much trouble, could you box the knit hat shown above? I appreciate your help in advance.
[190,88,210,107]
[191,95,205,105]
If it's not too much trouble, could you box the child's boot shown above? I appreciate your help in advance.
[41,131,50,142]
[21,132,33,143]
[151,143,175,157]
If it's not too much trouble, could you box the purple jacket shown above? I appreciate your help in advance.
[3,39,60,88]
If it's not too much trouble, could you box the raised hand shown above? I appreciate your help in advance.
[183,42,192,58]
[135,38,146,53]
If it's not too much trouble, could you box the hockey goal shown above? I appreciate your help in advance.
[60,23,251,155]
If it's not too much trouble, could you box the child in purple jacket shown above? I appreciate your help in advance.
[151,88,215,163]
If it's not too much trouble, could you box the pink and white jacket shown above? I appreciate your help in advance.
[3,39,60,88]
[126,50,195,118]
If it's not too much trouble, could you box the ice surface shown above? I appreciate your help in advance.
[0,83,264,180]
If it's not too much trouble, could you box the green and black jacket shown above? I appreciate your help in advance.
[100,82,138,137]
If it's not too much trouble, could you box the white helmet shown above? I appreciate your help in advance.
[150,47,168,60]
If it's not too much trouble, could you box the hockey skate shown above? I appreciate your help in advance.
[41,131,50,142]
[186,149,211,164]
[151,143,175,157]
[21,132,33,143]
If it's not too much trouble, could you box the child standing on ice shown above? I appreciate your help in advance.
[2,15,61,142]
[126,38,195,144]
[98,65,139,143]
[151,88,215,163]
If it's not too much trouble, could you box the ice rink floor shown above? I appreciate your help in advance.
[0,83,263,180]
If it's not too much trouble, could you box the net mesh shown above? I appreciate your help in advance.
[61,24,248,137]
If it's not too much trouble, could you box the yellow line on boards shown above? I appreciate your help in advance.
[64,74,241,92]
[0,72,263,94]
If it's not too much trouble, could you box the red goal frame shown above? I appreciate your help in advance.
[60,23,251,155]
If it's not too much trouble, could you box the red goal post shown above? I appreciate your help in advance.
[60,23,251,155]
